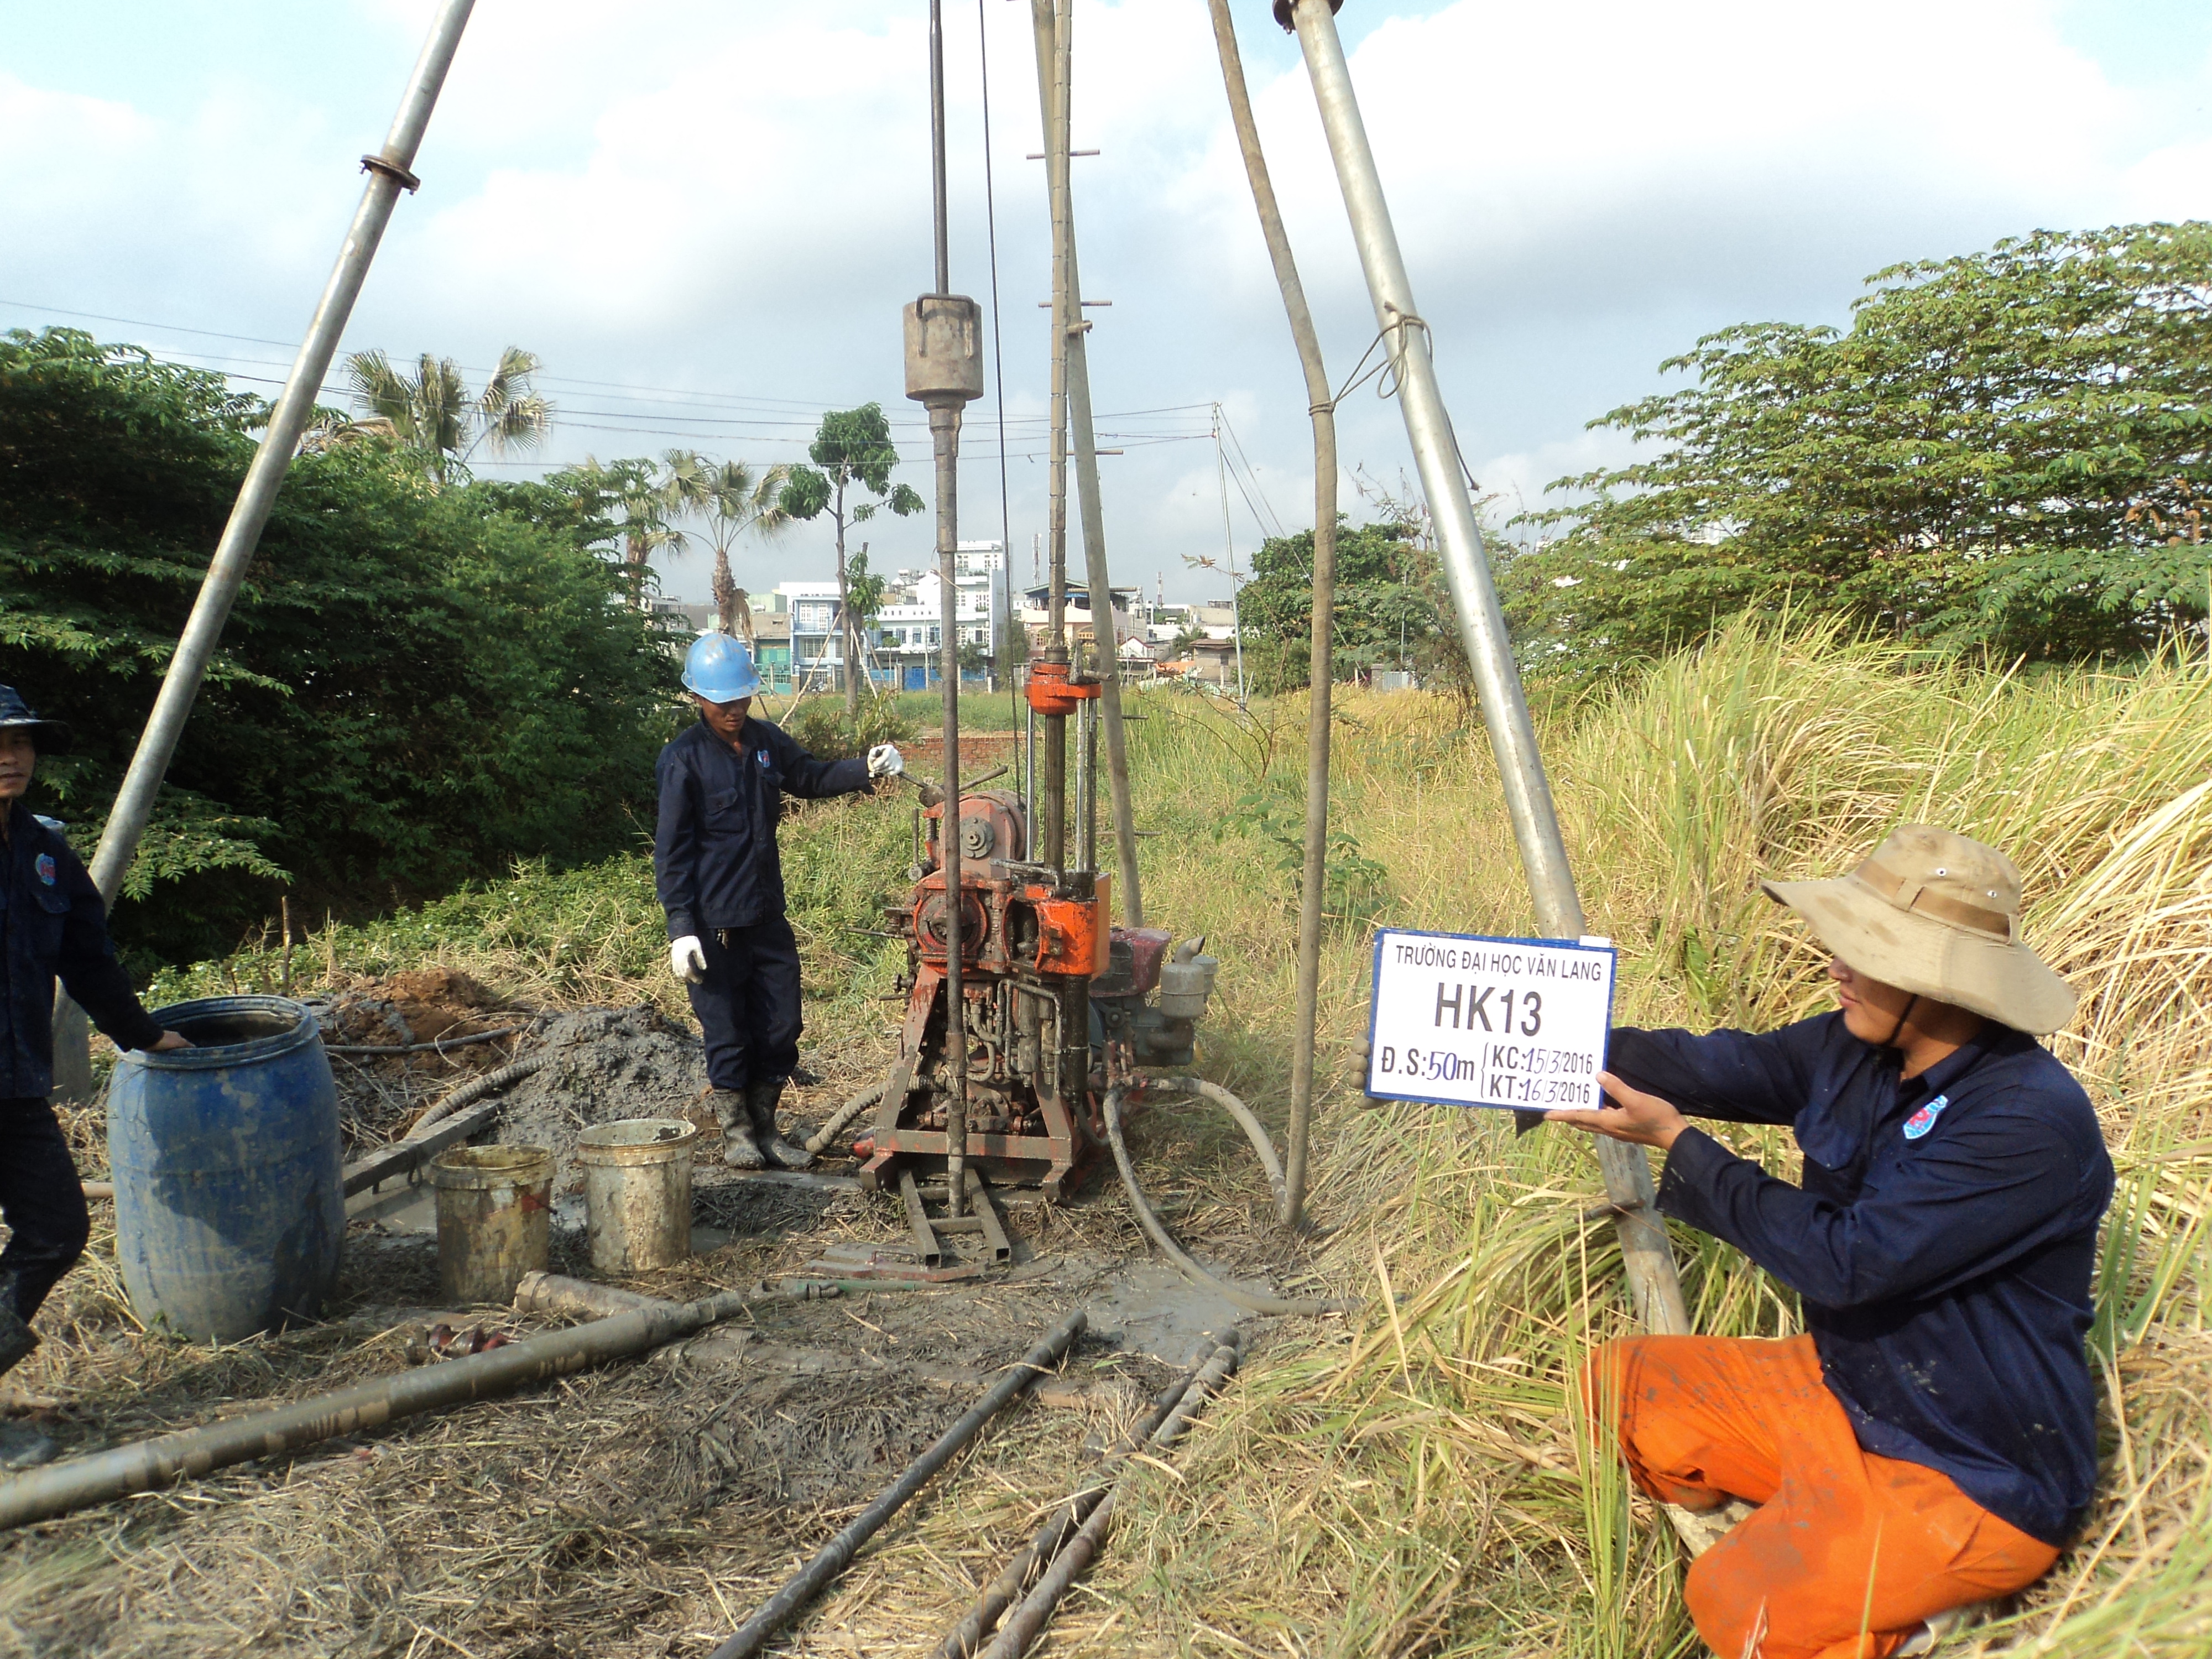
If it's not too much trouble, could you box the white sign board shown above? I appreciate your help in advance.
[1365,929,1618,1112]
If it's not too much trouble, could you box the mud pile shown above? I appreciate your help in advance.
[319,967,508,1047]
[489,1005,713,1190]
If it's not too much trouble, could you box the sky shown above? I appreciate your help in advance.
[3,0,2209,607]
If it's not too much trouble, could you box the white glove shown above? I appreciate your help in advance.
[867,743,904,779]
[670,936,708,984]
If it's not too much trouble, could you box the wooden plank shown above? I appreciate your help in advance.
[340,1101,500,1198]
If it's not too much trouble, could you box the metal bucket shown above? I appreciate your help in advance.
[575,1118,697,1275]
[431,1144,552,1305]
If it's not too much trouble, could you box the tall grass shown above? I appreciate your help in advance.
[128,628,2209,1654]
[1098,625,2212,1657]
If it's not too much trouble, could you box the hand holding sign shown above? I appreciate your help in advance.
[1545,1072,1689,1150]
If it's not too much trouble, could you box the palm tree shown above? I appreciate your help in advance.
[340,346,553,486]
[554,455,684,602]
[661,451,792,638]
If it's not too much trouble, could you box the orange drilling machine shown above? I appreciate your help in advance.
[854,664,1219,1216]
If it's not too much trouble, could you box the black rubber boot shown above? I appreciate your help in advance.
[0,1275,36,1383]
[709,1088,764,1170]
[747,1080,814,1170]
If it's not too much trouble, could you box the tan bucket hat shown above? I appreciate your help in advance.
[1761,824,2077,1035]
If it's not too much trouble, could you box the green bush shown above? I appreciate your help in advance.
[0,329,680,966]
[1515,223,2212,667]
[777,693,916,761]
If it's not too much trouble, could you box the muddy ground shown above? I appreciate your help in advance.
[1,978,1317,1657]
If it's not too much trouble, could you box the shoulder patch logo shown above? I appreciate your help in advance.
[1903,1093,1950,1141]
[755,748,771,770]
[35,853,58,885]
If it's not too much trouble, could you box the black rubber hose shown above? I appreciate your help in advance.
[805,1079,886,1154]
[1103,1081,1356,1318]
[403,1050,552,1139]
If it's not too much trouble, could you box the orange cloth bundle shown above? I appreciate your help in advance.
[1584,1335,2058,1659]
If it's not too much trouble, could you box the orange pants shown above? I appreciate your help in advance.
[1582,1336,2058,1659]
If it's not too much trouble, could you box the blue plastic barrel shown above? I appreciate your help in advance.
[106,995,344,1343]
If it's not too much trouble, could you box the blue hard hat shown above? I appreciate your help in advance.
[682,633,762,703]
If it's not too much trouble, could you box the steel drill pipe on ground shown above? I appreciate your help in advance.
[1283,0,1689,1337]
[1103,1082,1355,1318]
[0,1284,781,1532]
[707,1308,1088,1659]
[980,1337,1242,1659]
[931,1338,1230,1659]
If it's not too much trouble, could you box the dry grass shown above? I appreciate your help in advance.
[8,627,2206,1656]
[1084,626,2212,1657]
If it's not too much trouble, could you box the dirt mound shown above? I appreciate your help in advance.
[321,966,507,1047]
[489,1004,713,1190]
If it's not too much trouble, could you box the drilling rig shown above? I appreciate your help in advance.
[854,678,1220,1210]
[832,0,1215,1273]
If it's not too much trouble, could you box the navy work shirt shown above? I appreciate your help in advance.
[1611,1014,2112,1546]
[653,716,872,941]
[1,802,165,1098]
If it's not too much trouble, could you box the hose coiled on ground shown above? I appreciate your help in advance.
[404,1050,553,1139]
[805,1079,886,1155]
[1103,1078,1357,1318]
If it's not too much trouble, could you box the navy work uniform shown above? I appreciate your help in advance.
[653,714,871,1157]
[2,805,165,1365]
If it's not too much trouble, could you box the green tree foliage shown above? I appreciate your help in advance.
[334,346,552,487]
[1238,514,1460,690]
[660,451,791,636]
[544,453,684,603]
[1514,223,2212,665]
[780,404,925,714]
[0,328,675,965]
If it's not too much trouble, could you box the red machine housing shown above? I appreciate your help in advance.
[857,788,1121,1200]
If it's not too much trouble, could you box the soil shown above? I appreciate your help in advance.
[485,1004,714,1192]
[10,987,1319,1657]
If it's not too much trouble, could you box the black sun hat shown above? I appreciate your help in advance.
[0,686,73,755]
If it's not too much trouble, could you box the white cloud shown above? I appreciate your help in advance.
[3,1,2205,605]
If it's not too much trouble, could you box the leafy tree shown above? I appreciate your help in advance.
[1239,514,1458,690]
[1515,223,2212,666]
[661,451,791,637]
[845,545,889,685]
[0,328,675,966]
[337,346,552,487]
[780,404,925,714]
[544,454,682,602]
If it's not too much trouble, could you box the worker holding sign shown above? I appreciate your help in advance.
[1547,826,2110,1659]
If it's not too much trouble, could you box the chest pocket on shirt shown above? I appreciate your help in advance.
[26,870,70,960]
[705,786,744,822]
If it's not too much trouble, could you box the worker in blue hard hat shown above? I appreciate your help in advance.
[0,685,190,1466]
[654,634,904,1168]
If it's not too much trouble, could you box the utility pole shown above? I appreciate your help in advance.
[1282,0,1688,1335]
[50,0,478,1102]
